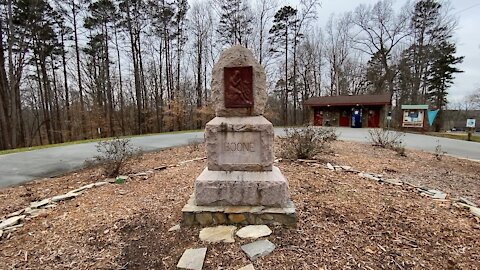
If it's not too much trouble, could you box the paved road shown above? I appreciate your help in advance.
[0,128,478,188]
[333,128,480,160]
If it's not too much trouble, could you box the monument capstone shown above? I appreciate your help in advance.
[182,45,296,226]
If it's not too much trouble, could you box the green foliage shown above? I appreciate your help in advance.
[366,49,389,94]
[13,0,59,56]
[427,40,464,108]
[269,6,298,54]
[84,0,117,29]
[395,0,463,120]
[279,126,338,160]
[217,0,253,46]
[411,0,442,39]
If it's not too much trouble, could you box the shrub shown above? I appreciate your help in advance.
[368,129,406,156]
[434,140,446,160]
[92,137,141,177]
[188,137,203,153]
[393,144,407,157]
[279,126,338,160]
[368,129,404,148]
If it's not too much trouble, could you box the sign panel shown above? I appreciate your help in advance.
[402,109,425,128]
[427,109,439,126]
[224,66,254,108]
[466,119,476,128]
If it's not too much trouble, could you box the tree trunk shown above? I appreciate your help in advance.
[0,18,12,149]
[73,1,87,139]
[195,37,203,129]
[50,58,64,143]
[34,51,52,144]
[61,28,72,140]
[284,26,289,126]
[293,35,298,125]
[7,0,18,148]
[104,23,114,137]
[152,61,161,132]
[125,1,143,134]
[114,27,125,136]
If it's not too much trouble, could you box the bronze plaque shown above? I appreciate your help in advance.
[224,66,254,108]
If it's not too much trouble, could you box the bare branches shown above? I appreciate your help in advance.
[350,0,409,58]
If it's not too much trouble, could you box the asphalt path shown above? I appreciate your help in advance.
[0,128,478,188]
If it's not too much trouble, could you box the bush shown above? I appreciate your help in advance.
[434,140,446,160]
[279,126,338,160]
[188,137,203,153]
[368,129,406,156]
[368,129,404,148]
[393,144,407,157]
[92,137,141,177]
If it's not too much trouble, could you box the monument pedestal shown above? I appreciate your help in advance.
[205,116,274,171]
[182,195,296,227]
[194,166,289,207]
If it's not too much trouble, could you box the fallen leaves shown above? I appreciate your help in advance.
[0,142,479,269]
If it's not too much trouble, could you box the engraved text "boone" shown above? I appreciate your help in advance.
[224,142,255,152]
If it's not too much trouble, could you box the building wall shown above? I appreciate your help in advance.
[443,110,480,131]
[309,105,389,128]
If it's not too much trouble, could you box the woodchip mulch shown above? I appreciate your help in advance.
[0,140,478,269]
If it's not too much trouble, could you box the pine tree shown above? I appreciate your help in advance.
[15,0,61,144]
[84,0,117,137]
[427,40,463,131]
[269,6,298,125]
[366,49,389,94]
[216,0,253,46]
[410,0,444,102]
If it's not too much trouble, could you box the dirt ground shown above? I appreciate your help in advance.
[0,140,479,269]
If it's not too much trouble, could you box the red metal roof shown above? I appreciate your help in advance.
[304,94,391,107]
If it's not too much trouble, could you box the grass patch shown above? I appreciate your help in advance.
[0,129,202,156]
[426,132,480,143]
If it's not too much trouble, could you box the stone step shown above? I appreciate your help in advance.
[182,195,296,227]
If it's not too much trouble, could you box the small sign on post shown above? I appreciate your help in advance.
[466,118,476,141]
[466,119,476,128]
[386,111,392,129]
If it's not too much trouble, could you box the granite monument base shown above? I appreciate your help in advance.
[182,195,296,227]
[205,116,274,171]
[194,166,289,207]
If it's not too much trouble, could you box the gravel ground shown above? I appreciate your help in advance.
[0,141,479,269]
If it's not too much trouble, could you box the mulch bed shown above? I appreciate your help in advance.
[0,141,479,269]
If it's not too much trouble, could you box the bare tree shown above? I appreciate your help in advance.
[0,0,469,150]
[288,0,320,124]
[190,0,213,127]
[252,0,278,66]
[324,14,351,96]
[350,0,409,97]
[466,89,480,110]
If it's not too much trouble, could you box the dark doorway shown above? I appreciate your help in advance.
[339,110,350,127]
[314,109,323,126]
[368,109,380,128]
[351,109,362,128]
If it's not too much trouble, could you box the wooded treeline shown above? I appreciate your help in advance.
[0,0,465,150]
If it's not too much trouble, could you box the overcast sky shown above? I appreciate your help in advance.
[281,0,480,103]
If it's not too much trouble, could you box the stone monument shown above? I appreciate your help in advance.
[182,45,296,226]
